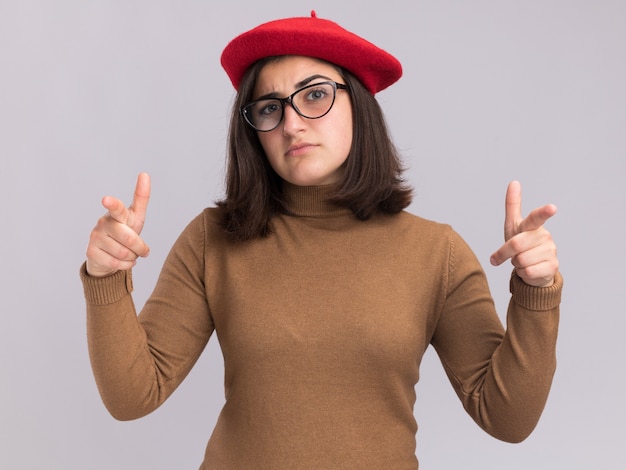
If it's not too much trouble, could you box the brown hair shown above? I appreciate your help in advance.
[216,58,413,241]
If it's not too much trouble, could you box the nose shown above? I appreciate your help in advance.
[281,102,306,136]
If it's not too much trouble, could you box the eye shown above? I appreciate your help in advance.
[304,85,331,102]
[257,101,281,117]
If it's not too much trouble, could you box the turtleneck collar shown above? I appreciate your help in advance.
[282,182,352,218]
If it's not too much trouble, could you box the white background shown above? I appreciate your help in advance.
[1,1,624,468]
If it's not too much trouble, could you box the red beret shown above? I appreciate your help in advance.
[220,11,402,94]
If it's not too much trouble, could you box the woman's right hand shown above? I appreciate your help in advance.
[85,173,151,277]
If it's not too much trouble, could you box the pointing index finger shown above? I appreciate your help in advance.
[102,196,129,225]
[519,204,558,233]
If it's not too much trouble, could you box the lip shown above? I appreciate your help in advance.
[285,142,317,157]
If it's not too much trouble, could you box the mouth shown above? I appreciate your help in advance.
[286,142,317,157]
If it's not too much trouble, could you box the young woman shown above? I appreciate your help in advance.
[81,12,562,469]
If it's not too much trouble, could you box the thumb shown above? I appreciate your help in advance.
[504,180,523,241]
[128,172,151,234]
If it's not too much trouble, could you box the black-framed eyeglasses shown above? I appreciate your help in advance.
[241,81,349,132]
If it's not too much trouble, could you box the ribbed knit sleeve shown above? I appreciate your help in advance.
[80,264,133,305]
[81,212,214,421]
[510,270,563,311]
[431,229,561,443]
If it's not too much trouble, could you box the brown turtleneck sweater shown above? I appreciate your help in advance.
[81,184,562,469]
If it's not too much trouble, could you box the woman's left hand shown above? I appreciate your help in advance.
[489,181,559,287]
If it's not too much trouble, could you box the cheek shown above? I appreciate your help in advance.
[257,133,278,159]
[257,134,284,174]
[333,103,353,153]
[335,119,353,158]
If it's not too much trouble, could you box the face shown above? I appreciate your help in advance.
[252,56,353,186]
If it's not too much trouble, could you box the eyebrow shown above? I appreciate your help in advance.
[256,74,334,100]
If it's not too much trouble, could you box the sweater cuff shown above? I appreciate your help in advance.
[79,262,134,305]
[510,270,563,312]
